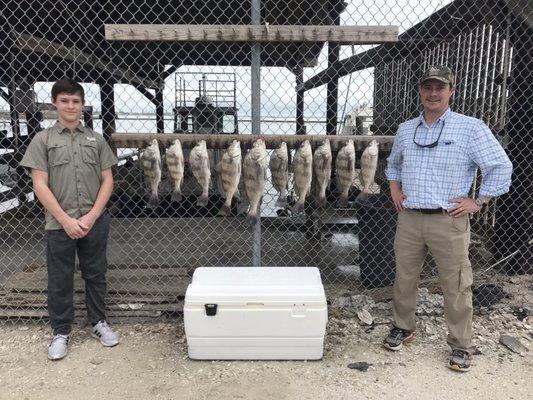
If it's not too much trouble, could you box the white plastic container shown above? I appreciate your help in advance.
[184,267,328,360]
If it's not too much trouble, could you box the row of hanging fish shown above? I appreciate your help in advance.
[141,138,379,222]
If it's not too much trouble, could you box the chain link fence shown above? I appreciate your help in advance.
[0,0,531,322]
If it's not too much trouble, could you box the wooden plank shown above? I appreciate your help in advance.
[4,268,191,297]
[110,133,395,151]
[105,24,398,45]
[14,33,162,89]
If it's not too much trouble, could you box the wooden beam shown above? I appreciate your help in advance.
[105,25,398,45]
[14,33,162,89]
[110,133,394,151]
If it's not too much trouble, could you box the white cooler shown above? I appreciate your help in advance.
[184,267,328,360]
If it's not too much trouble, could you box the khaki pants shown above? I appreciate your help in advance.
[392,210,474,353]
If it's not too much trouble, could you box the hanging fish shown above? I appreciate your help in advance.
[243,139,268,225]
[357,139,379,200]
[189,140,211,207]
[336,140,356,207]
[313,139,332,208]
[141,139,162,208]
[166,139,185,202]
[292,140,313,213]
[269,142,289,207]
[216,140,242,216]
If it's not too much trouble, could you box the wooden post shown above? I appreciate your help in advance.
[100,82,116,142]
[155,88,165,134]
[295,67,305,135]
[326,4,341,136]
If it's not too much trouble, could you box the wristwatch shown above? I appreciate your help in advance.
[474,197,488,207]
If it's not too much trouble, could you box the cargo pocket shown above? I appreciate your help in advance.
[81,141,98,165]
[458,266,473,292]
[48,142,70,166]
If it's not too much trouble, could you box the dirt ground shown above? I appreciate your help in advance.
[1,309,531,400]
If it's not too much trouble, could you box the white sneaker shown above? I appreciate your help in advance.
[48,334,70,360]
[91,320,119,347]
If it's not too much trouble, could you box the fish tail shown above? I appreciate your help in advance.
[292,201,304,213]
[337,195,348,208]
[356,192,369,202]
[275,196,287,207]
[171,190,182,202]
[197,194,209,207]
[317,195,327,208]
[247,211,258,225]
[219,201,232,216]
[148,193,160,208]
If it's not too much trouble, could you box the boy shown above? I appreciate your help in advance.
[20,79,119,360]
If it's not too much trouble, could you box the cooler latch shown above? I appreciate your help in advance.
[204,304,218,316]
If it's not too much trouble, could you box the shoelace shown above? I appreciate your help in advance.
[51,334,69,345]
[390,327,408,339]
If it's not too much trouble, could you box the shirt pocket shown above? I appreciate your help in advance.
[81,141,99,165]
[47,141,70,166]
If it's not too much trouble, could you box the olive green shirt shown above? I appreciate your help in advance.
[20,122,117,230]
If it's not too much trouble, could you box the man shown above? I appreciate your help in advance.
[384,66,512,372]
[20,79,119,360]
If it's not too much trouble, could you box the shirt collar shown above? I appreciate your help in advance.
[418,108,451,127]
[53,121,85,134]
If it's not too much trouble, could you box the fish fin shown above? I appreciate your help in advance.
[171,190,182,203]
[275,196,287,207]
[233,189,241,200]
[197,195,209,207]
[247,212,259,225]
[148,194,160,208]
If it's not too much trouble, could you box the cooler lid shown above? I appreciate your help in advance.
[185,267,326,306]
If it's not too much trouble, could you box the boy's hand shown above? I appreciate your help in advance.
[61,217,88,239]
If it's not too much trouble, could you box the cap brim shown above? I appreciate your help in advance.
[420,76,452,85]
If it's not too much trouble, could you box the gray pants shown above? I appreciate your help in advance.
[46,212,110,335]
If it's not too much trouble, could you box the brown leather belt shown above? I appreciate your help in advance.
[409,208,447,214]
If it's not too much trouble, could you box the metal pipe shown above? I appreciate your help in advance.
[251,0,261,266]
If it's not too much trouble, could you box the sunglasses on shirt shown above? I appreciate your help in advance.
[413,120,445,148]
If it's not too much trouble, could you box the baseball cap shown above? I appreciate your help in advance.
[420,65,454,86]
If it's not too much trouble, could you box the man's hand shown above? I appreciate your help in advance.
[448,197,481,217]
[61,216,89,239]
[78,212,99,237]
[390,182,406,212]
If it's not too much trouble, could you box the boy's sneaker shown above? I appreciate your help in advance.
[48,334,70,360]
[448,349,471,372]
[383,326,414,351]
[91,320,119,347]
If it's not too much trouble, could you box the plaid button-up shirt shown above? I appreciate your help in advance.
[386,109,512,210]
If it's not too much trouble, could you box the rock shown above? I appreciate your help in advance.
[90,358,103,365]
[499,334,529,356]
[347,361,373,372]
[416,288,444,316]
[357,309,374,326]
[331,296,351,309]
[425,324,437,335]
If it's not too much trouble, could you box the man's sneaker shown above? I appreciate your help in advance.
[91,320,119,347]
[448,349,471,372]
[383,326,414,351]
[48,334,70,360]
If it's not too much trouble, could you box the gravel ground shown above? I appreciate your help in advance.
[1,277,532,400]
